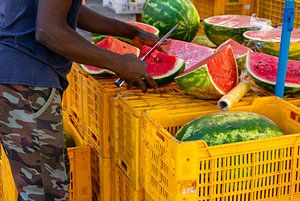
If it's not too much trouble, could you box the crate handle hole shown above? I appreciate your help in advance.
[156,132,165,142]
[120,160,128,172]
[290,111,300,122]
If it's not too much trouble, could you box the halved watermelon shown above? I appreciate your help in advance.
[243,28,300,61]
[246,52,300,94]
[140,45,185,86]
[81,36,140,74]
[162,39,214,70]
[175,45,238,99]
[216,39,253,71]
[204,15,271,45]
[128,21,160,36]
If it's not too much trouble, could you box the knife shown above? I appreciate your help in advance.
[114,23,179,87]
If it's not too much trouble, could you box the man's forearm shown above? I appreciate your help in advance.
[77,6,138,39]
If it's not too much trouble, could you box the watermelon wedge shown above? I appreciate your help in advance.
[243,28,300,61]
[140,45,185,86]
[162,39,214,70]
[204,15,271,45]
[175,45,238,99]
[81,36,140,75]
[128,21,159,36]
[216,39,253,71]
[246,52,300,94]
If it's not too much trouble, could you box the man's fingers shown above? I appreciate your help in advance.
[144,74,157,89]
[135,78,147,93]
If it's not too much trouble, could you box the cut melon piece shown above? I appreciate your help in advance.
[163,39,214,70]
[140,45,185,86]
[216,39,253,71]
[128,21,160,36]
[243,28,300,61]
[246,52,300,94]
[175,45,239,99]
[204,15,271,45]
[81,36,140,74]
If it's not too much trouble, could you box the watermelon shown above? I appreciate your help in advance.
[243,28,300,61]
[216,39,253,71]
[141,0,200,42]
[81,36,140,75]
[140,45,185,86]
[163,39,214,70]
[246,52,300,94]
[128,21,159,36]
[204,15,272,45]
[175,45,238,99]
[175,111,283,146]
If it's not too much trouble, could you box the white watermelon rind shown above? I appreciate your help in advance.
[80,64,115,75]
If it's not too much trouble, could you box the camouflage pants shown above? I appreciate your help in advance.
[0,85,70,201]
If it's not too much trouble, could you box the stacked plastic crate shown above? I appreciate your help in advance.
[140,97,300,201]
[256,0,300,27]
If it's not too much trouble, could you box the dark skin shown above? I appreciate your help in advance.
[35,0,158,92]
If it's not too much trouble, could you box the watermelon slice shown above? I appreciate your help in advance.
[204,15,271,45]
[81,36,140,75]
[243,28,300,61]
[128,21,160,36]
[246,52,300,94]
[162,39,214,70]
[140,45,185,86]
[216,39,253,71]
[175,45,238,99]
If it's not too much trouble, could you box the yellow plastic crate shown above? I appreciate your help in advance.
[0,157,2,201]
[141,97,300,201]
[1,145,92,201]
[111,91,259,191]
[256,0,300,27]
[66,63,88,139]
[84,75,183,159]
[192,0,256,33]
[63,114,85,146]
[112,164,145,201]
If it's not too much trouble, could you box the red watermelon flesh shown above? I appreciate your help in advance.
[128,21,159,36]
[217,39,252,58]
[247,52,300,86]
[81,36,140,74]
[205,15,270,28]
[140,45,185,85]
[163,39,214,70]
[178,45,238,94]
[244,28,300,42]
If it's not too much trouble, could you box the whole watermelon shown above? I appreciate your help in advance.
[141,0,200,42]
[175,112,283,146]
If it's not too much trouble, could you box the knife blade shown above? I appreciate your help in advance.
[114,23,179,87]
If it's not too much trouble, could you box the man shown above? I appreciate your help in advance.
[0,0,158,200]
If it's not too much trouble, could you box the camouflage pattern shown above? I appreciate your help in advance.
[0,85,69,201]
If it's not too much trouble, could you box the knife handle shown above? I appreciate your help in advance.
[114,78,125,87]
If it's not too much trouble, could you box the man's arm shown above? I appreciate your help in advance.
[36,0,157,91]
[78,6,138,39]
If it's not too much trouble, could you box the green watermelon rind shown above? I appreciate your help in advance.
[141,0,200,42]
[175,64,225,99]
[204,16,272,45]
[243,31,300,61]
[245,52,300,94]
[152,58,185,86]
[175,111,284,146]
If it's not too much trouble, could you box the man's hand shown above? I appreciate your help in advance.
[115,54,157,92]
[132,30,158,49]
